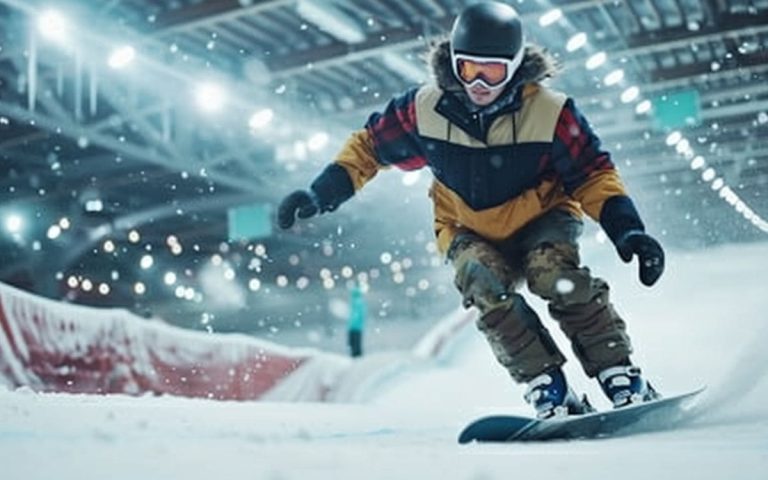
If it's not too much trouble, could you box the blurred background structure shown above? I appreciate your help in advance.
[0,0,766,348]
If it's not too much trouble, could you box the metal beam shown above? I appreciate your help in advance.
[0,99,260,192]
[265,1,611,76]
[266,4,768,78]
[152,0,295,34]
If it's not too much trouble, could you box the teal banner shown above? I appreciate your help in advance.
[228,203,272,241]
[651,89,701,130]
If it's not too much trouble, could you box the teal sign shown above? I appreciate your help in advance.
[651,89,701,130]
[228,203,272,241]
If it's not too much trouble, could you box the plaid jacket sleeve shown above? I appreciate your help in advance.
[550,98,631,221]
[364,87,427,171]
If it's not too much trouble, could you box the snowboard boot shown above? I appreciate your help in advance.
[598,365,661,408]
[524,367,593,419]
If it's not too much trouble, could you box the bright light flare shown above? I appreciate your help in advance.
[249,108,274,130]
[47,225,62,239]
[4,214,23,234]
[37,10,69,44]
[307,132,329,151]
[195,83,228,113]
[164,272,177,285]
[108,45,136,69]
[140,254,154,270]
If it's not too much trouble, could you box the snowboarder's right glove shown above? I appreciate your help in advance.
[277,190,320,229]
[599,195,665,287]
[614,231,664,287]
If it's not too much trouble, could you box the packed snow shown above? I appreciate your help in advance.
[2,241,768,479]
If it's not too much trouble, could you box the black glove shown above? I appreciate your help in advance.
[614,231,665,287]
[277,190,319,229]
[277,164,357,230]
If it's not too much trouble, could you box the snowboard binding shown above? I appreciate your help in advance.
[598,365,660,408]
[524,367,594,419]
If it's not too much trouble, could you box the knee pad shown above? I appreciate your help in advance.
[525,242,592,304]
[452,240,515,311]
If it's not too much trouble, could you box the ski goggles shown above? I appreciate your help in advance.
[451,50,524,89]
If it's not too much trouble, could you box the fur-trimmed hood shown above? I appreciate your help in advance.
[427,39,560,92]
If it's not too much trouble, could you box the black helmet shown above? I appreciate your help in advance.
[450,1,525,60]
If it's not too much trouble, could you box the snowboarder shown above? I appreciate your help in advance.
[277,1,664,419]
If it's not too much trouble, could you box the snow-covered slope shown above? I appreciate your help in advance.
[2,242,767,480]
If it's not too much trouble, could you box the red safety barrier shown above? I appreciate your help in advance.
[0,283,310,400]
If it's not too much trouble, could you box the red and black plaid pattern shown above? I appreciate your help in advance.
[364,87,428,171]
[550,99,616,195]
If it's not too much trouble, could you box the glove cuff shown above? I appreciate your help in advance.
[599,195,645,246]
[446,231,483,262]
[310,164,355,213]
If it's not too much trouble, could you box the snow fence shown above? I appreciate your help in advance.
[0,282,475,402]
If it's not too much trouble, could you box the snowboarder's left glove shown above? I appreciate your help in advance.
[599,195,664,287]
[614,231,664,286]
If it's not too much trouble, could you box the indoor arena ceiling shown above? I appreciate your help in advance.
[0,0,766,329]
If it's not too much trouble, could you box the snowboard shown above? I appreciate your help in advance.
[458,387,705,444]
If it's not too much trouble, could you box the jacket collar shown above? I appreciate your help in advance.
[427,40,559,143]
[434,86,523,142]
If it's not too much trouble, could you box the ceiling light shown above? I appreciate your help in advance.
[37,10,69,44]
[296,0,366,43]
[690,156,706,170]
[675,138,691,155]
[84,199,103,212]
[665,131,682,146]
[566,32,587,52]
[4,214,23,234]
[635,100,652,114]
[249,109,274,130]
[539,8,563,27]
[585,52,607,70]
[108,46,136,69]
[620,86,640,103]
[195,83,227,113]
[603,69,625,86]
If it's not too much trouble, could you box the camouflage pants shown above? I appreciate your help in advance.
[450,209,633,382]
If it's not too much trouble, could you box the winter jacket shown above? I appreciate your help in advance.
[308,41,646,255]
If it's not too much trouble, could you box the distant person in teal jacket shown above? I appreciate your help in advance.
[347,286,366,358]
